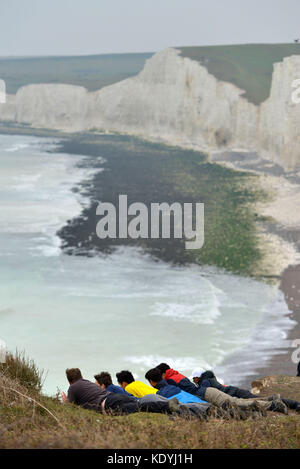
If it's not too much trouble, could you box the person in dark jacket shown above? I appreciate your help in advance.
[145,368,209,419]
[192,369,254,399]
[192,369,300,411]
[297,361,300,377]
[145,368,208,404]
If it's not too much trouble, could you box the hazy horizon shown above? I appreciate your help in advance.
[0,41,298,59]
[0,0,300,57]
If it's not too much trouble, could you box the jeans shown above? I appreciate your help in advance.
[105,393,139,414]
[105,393,170,415]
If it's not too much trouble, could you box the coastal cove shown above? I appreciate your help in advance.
[0,128,298,394]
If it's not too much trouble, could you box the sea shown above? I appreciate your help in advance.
[0,133,295,395]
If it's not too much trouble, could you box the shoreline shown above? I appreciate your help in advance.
[1,124,299,387]
[210,150,300,387]
[237,264,300,389]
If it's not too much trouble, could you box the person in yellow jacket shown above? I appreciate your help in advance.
[116,370,158,398]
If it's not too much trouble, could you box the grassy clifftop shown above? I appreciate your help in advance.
[0,352,299,449]
[178,44,300,104]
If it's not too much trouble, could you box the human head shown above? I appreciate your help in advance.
[66,368,82,385]
[191,368,205,384]
[145,368,163,387]
[94,371,112,389]
[193,369,216,384]
[116,370,135,389]
[156,363,170,378]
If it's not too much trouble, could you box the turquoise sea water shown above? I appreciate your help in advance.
[0,134,294,395]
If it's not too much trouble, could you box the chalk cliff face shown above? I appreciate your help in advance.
[1,48,300,170]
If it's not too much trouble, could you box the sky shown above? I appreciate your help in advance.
[0,0,300,56]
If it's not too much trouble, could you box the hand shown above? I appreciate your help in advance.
[61,391,68,403]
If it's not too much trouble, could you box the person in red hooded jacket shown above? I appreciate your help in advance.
[156,363,201,397]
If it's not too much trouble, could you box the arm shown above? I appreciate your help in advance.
[61,391,69,403]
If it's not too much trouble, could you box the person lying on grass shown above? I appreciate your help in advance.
[192,369,300,412]
[145,367,208,405]
[116,370,162,398]
[155,363,288,415]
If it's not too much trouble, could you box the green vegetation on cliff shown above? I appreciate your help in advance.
[178,44,300,104]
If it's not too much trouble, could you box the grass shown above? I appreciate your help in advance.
[0,352,299,449]
[178,44,300,105]
[0,350,44,393]
[0,52,153,95]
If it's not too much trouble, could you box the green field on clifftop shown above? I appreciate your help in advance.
[178,44,300,105]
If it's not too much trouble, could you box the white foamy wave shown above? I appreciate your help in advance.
[151,302,221,324]
[125,355,213,379]
[0,134,103,252]
[5,142,31,152]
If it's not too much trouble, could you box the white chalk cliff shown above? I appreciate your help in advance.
[1,48,300,170]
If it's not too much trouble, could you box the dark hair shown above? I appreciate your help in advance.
[198,370,216,386]
[156,363,170,373]
[145,368,162,383]
[200,371,215,380]
[94,372,112,387]
[116,370,134,385]
[66,368,82,384]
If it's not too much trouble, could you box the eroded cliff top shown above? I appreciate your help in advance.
[178,43,300,105]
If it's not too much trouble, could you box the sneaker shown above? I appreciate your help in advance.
[270,399,288,415]
[267,394,281,401]
[249,401,267,417]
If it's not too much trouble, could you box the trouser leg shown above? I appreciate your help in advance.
[184,404,208,419]
[138,399,170,414]
[225,386,256,399]
[139,394,169,404]
[105,393,139,415]
[281,398,299,410]
[204,387,272,410]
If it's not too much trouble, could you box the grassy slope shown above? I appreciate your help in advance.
[0,365,299,449]
[0,53,153,94]
[178,44,300,105]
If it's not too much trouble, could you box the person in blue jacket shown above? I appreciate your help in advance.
[145,368,208,405]
[94,372,138,399]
